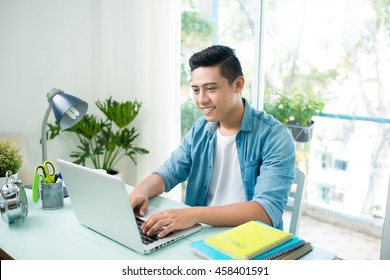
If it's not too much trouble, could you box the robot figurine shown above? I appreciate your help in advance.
[0,171,28,224]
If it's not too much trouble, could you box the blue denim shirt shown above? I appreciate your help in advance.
[154,98,295,229]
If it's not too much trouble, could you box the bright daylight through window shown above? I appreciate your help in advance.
[181,0,389,259]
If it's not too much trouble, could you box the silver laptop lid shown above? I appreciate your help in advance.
[57,159,145,254]
[56,159,201,255]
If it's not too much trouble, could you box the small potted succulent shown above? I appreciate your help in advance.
[264,87,325,142]
[0,140,23,185]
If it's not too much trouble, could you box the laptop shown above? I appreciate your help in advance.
[57,159,201,255]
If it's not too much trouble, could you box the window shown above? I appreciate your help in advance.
[263,0,390,259]
[180,0,258,137]
[180,0,390,259]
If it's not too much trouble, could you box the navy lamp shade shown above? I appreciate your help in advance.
[41,88,88,162]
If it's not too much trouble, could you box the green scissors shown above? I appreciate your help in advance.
[35,160,57,183]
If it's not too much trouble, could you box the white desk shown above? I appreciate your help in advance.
[0,189,337,260]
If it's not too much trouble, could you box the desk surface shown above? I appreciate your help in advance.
[0,189,337,260]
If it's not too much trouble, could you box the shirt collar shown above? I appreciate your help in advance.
[240,98,254,132]
[207,98,254,139]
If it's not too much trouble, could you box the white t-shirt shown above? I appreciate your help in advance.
[207,129,245,206]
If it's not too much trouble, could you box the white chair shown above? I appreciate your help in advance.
[380,173,390,259]
[284,166,306,235]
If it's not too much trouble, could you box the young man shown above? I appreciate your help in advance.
[130,45,295,238]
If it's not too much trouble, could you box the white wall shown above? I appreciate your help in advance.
[0,0,182,200]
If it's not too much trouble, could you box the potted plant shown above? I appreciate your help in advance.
[46,97,149,174]
[264,87,325,142]
[0,140,23,185]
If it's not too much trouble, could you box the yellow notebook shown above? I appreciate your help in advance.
[205,221,293,260]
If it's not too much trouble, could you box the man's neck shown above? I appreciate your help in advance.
[218,99,245,136]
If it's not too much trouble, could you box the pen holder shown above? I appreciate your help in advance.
[41,181,64,210]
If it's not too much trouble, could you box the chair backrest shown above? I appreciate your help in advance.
[284,166,306,235]
[380,173,390,259]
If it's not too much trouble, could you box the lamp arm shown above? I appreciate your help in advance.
[41,105,52,162]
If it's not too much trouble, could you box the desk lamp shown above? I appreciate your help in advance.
[41,88,88,162]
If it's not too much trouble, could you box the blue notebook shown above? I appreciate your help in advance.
[191,236,306,260]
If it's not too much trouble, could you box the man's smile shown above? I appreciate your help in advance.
[201,106,216,114]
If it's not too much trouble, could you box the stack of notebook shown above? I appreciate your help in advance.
[191,220,312,260]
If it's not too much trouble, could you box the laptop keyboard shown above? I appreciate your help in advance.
[136,217,163,245]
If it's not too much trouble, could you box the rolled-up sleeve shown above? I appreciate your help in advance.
[154,127,193,192]
[251,124,295,229]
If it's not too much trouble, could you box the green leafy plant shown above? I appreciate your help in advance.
[0,140,23,177]
[47,97,149,173]
[264,86,325,127]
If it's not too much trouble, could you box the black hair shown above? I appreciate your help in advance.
[189,45,243,85]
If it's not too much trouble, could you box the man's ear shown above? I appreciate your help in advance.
[234,76,245,93]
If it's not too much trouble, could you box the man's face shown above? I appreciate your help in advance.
[191,66,241,123]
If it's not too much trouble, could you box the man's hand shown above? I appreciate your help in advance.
[129,173,166,217]
[141,208,199,238]
[139,201,272,238]
[129,190,149,217]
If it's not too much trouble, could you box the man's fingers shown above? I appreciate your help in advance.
[142,216,169,236]
[129,194,149,216]
[138,200,149,217]
[157,225,174,238]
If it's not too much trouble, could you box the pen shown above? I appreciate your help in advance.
[56,173,62,183]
